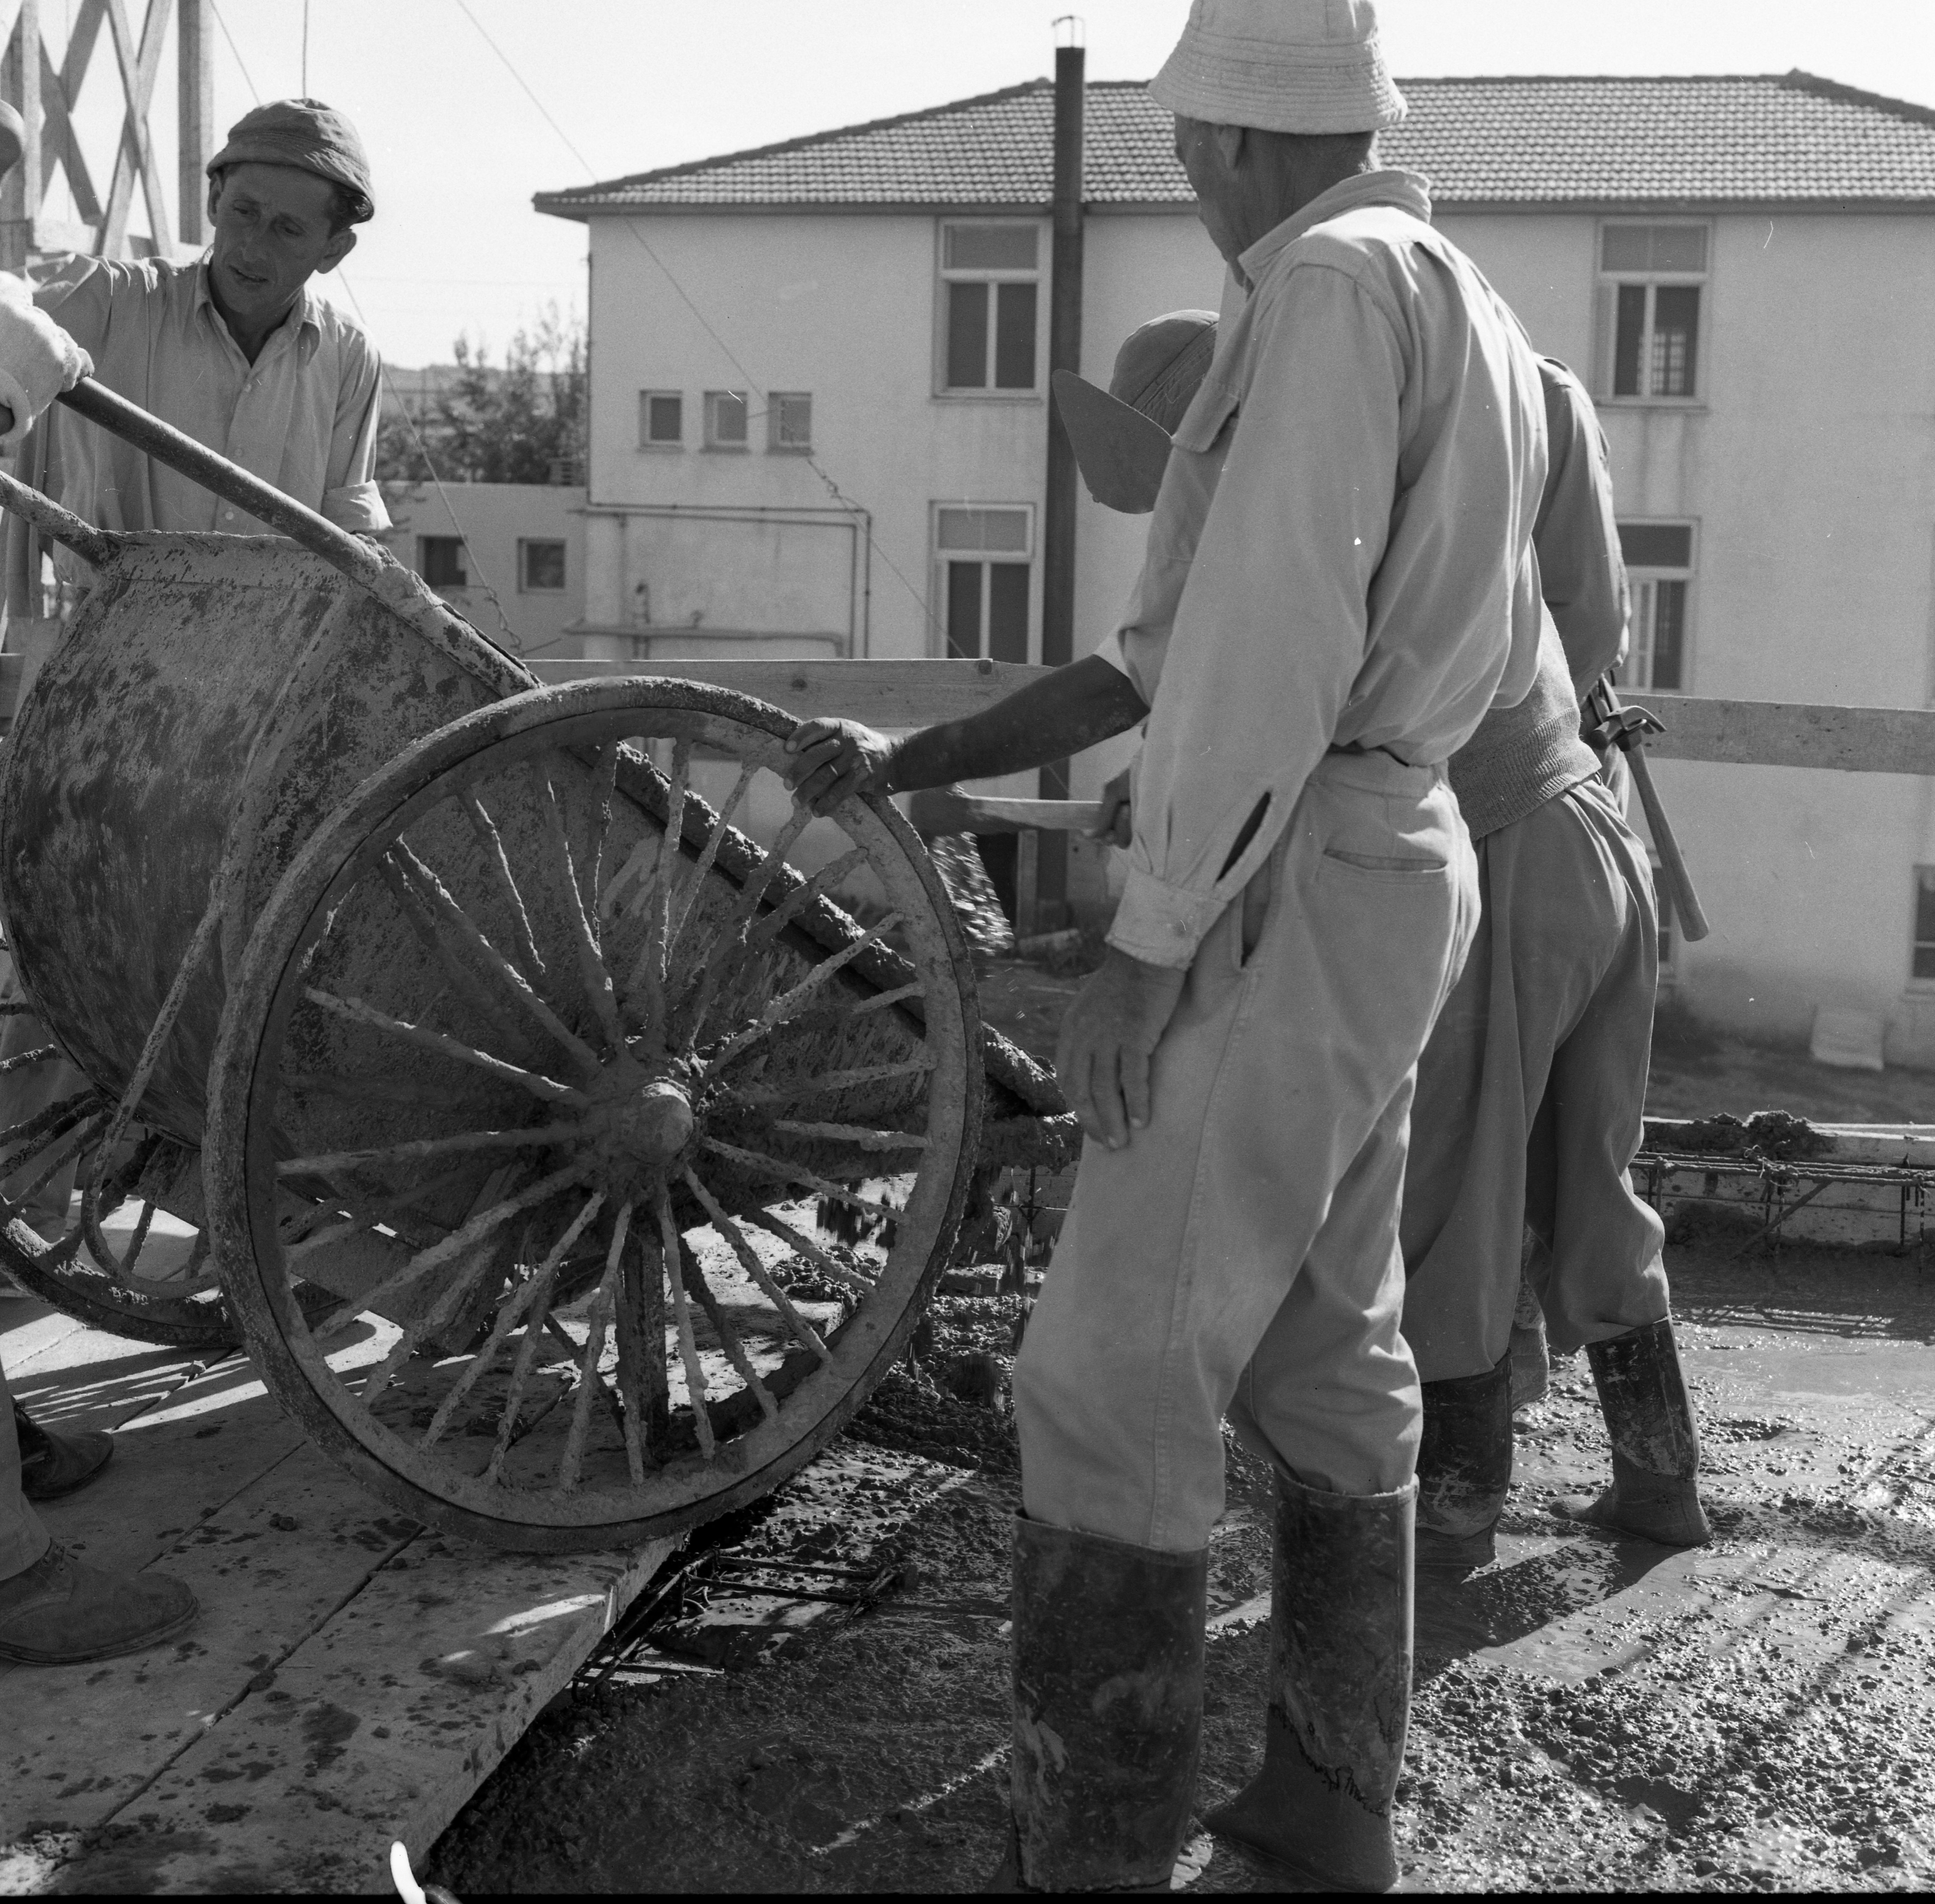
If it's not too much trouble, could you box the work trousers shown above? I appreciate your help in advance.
[0,1351,50,1580]
[1400,776,1669,1382]
[1015,754,1478,1552]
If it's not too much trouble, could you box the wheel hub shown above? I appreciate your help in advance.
[582,1055,698,1202]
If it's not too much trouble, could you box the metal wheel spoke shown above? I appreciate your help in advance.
[742,846,868,959]
[282,1069,478,1112]
[557,1272,619,1493]
[665,761,757,957]
[606,1203,657,1483]
[701,1138,903,1225]
[681,1169,832,1364]
[387,837,602,1074]
[312,1160,585,1341]
[377,851,530,1058]
[358,1325,427,1411]
[732,1056,936,1106]
[277,1120,589,1181]
[656,1190,718,1453]
[536,762,627,1051]
[623,739,693,1045]
[746,1207,879,1296]
[671,1230,779,1423]
[482,1192,605,1483]
[708,915,902,1068]
[462,790,547,982]
[302,987,589,1107]
[0,1091,108,1177]
[767,1120,927,1153]
[675,801,815,1047]
[0,1044,59,1079]
[584,737,624,913]
[6,1112,107,1219]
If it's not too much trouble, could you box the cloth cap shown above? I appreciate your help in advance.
[208,98,374,224]
[1151,0,1407,134]
[1109,310,1218,435]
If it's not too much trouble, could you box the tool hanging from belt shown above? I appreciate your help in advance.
[1582,676,1710,943]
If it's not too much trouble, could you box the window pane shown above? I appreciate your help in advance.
[945,561,983,660]
[946,281,989,388]
[1601,225,1652,272]
[936,507,1028,554]
[1650,285,1700,397]
[1915,944,1935,981]
[707,391,748,445]
[521,539,566,591]
[945,224,1038,271]
[644,393,682,443]
[1650,226,1707,272]
[1649,579,1687,690]
[1613,283,1647,397]
[1618,523,1693,569]
[987,562,1030,664]
[994,281,1037,388]
[772,393,811,449]
[1916,868,1935,948]
[419,536,466,587]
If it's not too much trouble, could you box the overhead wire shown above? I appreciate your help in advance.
[445,0,943,644]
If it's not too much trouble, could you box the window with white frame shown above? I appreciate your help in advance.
[1598,223,1708,402]
[1616,521,1695,691]
[768,391,812,452]
[938,223,1040,393]
[934,505,1032,662]
[518,538,566,593]
[703,389,749,449]
[1912,869,1935,981]
[418,535,466,588]
[638,390,683,448]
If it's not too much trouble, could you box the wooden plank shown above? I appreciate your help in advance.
[1629,692,1935,776]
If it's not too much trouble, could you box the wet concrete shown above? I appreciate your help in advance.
[425,1226,1935,1892]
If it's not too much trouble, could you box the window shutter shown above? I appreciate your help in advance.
[1592,283,1619,399]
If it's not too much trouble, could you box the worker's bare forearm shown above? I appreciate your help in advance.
[884,655,1148,793]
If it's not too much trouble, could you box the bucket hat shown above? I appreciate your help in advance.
[1151,0,1407,134]
[208,98,374,223]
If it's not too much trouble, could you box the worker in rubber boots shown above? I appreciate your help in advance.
[0,96,386,1250]
[0,209,199,1665]
[787,0,1556,1884]
[1398,359,1713,1575]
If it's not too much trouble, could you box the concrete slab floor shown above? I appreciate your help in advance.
[427,1232,1935,1893]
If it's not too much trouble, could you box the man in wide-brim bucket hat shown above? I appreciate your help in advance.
[787,0,1568,1887]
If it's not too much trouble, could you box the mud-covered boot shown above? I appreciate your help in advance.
[1415,1356,1511,1576]
[1203,1476,1414,1893]
[1562,1318,1710,1546]
[15,1401,114,1502]
[995,1515,1207,1892]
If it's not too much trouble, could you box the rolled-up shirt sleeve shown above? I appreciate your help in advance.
[323,339,389,532]
[1109,265,1403,968]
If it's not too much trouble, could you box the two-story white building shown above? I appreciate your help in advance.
[538,71,1935,1063]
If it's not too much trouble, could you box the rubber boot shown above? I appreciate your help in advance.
[1562,1318,1711,1546]
[14,1401,114,1502]
[1203,1476,1414,1894]
[998,1515,1207,1893]
[0,1540,197,1664]
[1414,1355,1511,1576]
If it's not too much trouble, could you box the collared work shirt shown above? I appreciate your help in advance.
[1533,355,1627,687]
[32,255,388,540]
[1098,169,1550,969]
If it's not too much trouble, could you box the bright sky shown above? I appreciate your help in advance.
[131,0,1935,367]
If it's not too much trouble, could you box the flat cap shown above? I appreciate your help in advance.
[208,97,374,223]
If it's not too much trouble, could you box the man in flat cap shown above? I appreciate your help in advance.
[787,0,1565,1885]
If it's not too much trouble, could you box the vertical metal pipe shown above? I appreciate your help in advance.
[1037,38,1084,913]
[177,0,212,247]
[0,0,42,274]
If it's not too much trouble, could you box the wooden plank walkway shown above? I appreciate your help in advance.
[0,1293,680,1895]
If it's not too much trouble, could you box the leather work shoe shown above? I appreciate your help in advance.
[0,1541,198,1665]
[1561,1318,1711,1547]
[1414,1355,1511,1577]
[1204,1474,1415,1893]
[998,1514,1207,1892]
[15,1401,114,1501]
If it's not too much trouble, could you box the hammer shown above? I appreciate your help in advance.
[1582,676,1710,943]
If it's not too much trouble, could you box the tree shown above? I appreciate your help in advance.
[377,308,586,485]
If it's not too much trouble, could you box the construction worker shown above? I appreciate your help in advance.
[0,221,198,1664]
[0,95,386,1246]
[786,0,1556,1885]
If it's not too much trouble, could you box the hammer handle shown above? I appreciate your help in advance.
[1625,741,1710,943]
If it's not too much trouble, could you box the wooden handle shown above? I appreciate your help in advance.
[1626,743,1710,942]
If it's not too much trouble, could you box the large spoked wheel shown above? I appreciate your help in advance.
[205,679,983,1551]
[0,1019,230,1346]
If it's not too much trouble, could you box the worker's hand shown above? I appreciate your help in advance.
[0,274,89,455]
[1087,766,1134,848]
[784,717,901,816]
[1055,947,1185,1152]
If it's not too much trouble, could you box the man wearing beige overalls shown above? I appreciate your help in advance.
[789,0,1555,1887]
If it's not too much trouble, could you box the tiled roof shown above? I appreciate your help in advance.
[536,72,1935,217]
